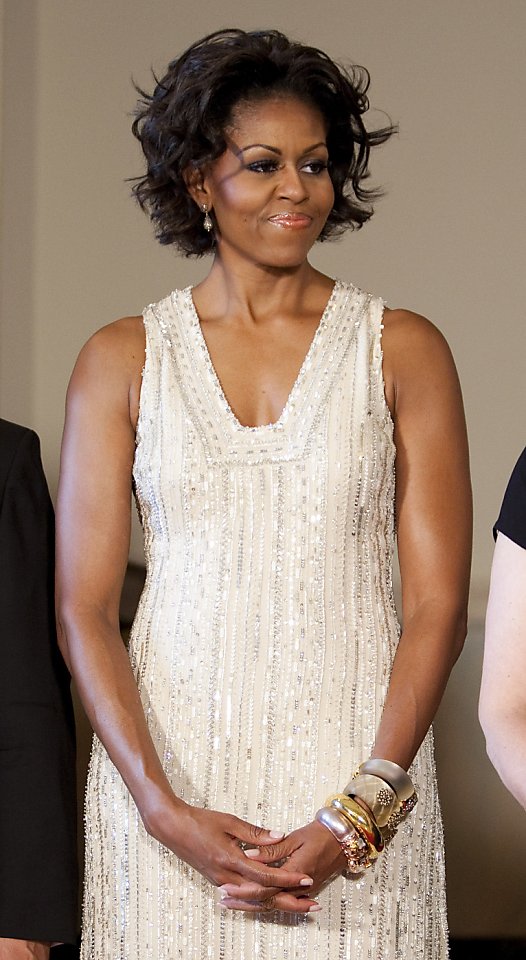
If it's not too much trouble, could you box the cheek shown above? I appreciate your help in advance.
[321,177,335,211]
[215,180,260,217]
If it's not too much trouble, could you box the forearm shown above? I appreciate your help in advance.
[57,604,184,828]
[371,599,467,769]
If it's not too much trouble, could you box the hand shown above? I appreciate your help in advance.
[219,820,347,914]
[145,798,317,902]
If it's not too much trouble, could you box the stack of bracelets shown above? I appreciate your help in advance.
[315,759,418,873]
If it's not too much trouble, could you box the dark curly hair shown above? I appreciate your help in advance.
[131,29,396,257]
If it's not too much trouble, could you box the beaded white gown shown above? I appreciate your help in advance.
[81,280,448,959]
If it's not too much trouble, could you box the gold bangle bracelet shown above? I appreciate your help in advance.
[344,774,399,828]
[326,794,384,855]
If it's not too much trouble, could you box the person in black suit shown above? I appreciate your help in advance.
[0,419,78,959]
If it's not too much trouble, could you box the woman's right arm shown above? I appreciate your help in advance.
[479,532,526,810]
[56,319,314,899]
[56,319,164,811]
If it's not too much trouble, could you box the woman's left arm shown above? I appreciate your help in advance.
[370,308,472,767]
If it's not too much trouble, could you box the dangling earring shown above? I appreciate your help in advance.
[202,205,213,232]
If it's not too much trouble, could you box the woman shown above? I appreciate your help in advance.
[56,29,472,960]
[480,449,526,810]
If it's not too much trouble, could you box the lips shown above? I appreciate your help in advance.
[268,213,313,228]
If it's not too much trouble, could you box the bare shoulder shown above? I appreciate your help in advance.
[381,307,461,411]
[74,315,144,375]
[382,307,453,363]
[69,316,145,394]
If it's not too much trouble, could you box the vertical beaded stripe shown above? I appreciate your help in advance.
[81,281,448,960]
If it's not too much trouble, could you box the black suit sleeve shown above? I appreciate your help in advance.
[494,448,526,550]
[0,425,78,944]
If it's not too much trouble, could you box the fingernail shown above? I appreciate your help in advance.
[300,877,314,886]
[308,903,322,913]
[269,830,285,839]
[244,847,260,858]
[219,885,230,897]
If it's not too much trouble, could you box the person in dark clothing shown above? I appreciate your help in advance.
[0,419,78,959]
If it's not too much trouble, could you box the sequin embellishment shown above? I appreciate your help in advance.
[81,281,448,959]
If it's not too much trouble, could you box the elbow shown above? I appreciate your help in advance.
[480,723,504,789]
[478,683,491,739]
[449,605,468,666]
[57,625,72,673]
[478,668,505,752]
[478,700,503,781]
[55,595,118,674]
[478,691,503,759]
[478,699,493,760]
[478,698,526,808]
[56,598,74,673]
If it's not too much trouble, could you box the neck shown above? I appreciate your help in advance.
[192,255,329,322]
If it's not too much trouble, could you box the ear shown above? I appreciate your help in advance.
[183,164,212,210]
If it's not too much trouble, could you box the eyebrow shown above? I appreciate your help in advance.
[236,141,327,157]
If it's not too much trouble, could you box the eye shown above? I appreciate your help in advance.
[246,159,280,174]
[302,160,329,175]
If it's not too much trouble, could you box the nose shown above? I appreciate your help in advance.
[276,164,309,203]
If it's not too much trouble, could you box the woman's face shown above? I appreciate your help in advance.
[198,96,335,270]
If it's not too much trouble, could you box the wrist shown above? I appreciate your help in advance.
[311,817,349,871]
[317,757,418,871]
[355,758,415,802]
[137,782,189,839]
[314,805,375,874]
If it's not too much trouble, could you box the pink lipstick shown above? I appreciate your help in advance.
[268,213,312,229]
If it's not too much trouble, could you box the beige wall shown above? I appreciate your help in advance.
[1,0,525,583]
[1,0,526,938]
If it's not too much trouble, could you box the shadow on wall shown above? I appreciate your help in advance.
[72,568,526,943]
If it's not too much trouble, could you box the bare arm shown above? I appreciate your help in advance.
[56,318,313,898]
[479,533,526,809]
[372,309,472,767]
[56,317,177,821]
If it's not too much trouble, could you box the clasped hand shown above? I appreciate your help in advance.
[219,820,347,914]
[154,802,346,915]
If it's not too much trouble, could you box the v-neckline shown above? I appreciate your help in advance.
[184,280,341,433]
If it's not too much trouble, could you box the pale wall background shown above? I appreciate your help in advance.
[1,0,525,939]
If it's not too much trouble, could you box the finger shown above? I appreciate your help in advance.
[224,845,312,887]
[235,858,313,889]
[268,892,322,914]
[220,875,314,900]
[220,880,312,901]
[231,819,286,845]
[220,894,320,914]
[219,882,281,901]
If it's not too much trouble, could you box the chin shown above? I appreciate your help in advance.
[258,243,315,271]
[257,256,310,271]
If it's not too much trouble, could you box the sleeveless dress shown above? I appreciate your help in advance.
[81,280,448,960]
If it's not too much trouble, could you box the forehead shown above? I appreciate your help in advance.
[228,96,328,145]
